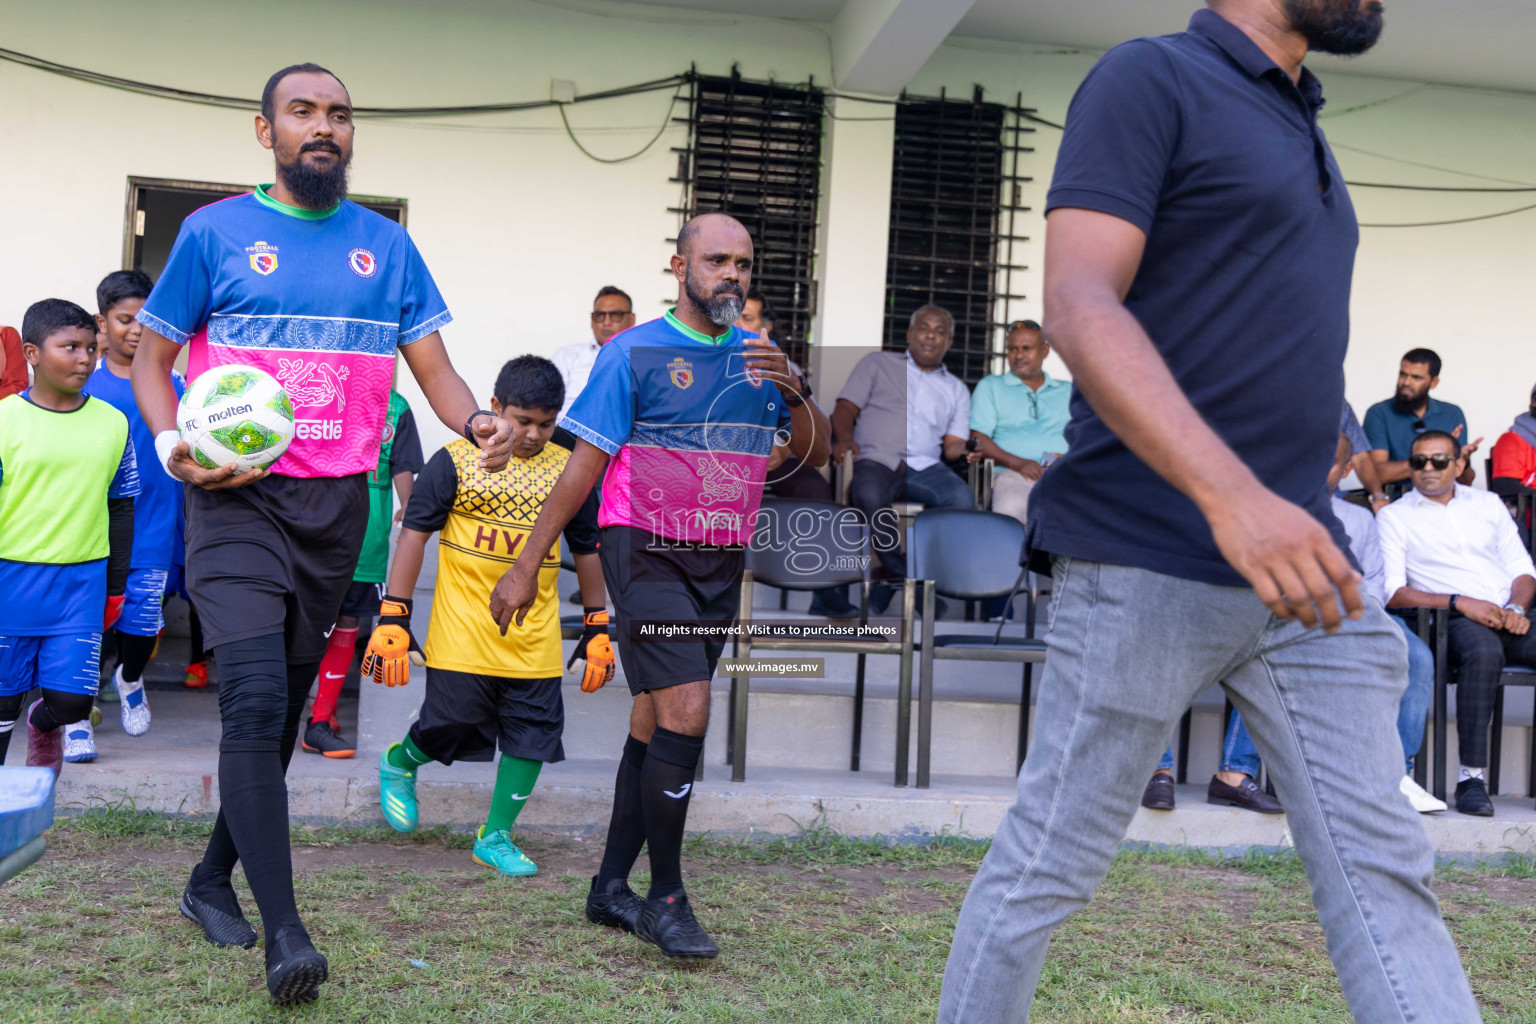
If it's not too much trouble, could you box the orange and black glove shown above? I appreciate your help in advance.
[568,608,615,693]
[361,595,425,687]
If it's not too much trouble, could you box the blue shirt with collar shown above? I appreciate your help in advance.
[1362,396,1469,461]
[1028,8,1356,586]
[970,372,1071,463]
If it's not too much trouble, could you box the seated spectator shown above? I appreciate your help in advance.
[1489,382,1536,496]
[1341,401,1390,514]
[1140,706,1281,815]
[739,293,856,618]
[551,285,634,418]
[833,305,973,595]
[1378,429,1536,816]
[1363,347,1479,485]
[1325,433,1443,813]
[966,320,1070,525]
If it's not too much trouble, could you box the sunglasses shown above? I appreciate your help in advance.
[591,310,631,323]
[1408,453,1455,471]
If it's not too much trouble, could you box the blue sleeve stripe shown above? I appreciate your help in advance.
[400,309,453,345]
[135,309,191,345]
[558,417,621,456]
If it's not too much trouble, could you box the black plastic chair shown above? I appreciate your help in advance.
[1489,665,1536,799]
[728,499,918,784]
[909,509,1045,789]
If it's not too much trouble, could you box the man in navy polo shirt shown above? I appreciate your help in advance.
[938,4,1480,1023]
[1363,347,1479,485]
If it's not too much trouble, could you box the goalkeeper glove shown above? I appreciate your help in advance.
[362,595,425,687]
[568,608,615,693]
[104,594,125,631]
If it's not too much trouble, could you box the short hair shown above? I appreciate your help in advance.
[1402,347,1442,378]
[22,298,96,348]
[494,355,564,413]
[96,269,154,314]
[261,63,346,121]
[676,212,747,256]
[909,304,954,335]
[1410,429,1461,458]
[745,290,773,320]
[593,285,632,311]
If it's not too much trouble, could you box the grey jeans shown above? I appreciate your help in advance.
[938,558,1480,1024]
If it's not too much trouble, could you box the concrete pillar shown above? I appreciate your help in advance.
[811,95,896,406]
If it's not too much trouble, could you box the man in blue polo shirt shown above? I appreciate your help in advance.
[1363,347,1479,485]
[967,319,1070,525]
[937,5,1478,1023]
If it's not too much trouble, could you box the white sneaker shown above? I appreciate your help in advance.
[113,665,152,736]
[63,719,98,763]
[1400,774,1448,814]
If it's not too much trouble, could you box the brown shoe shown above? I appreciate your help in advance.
[1140,772,1176,810]
[1207,774,1284,814]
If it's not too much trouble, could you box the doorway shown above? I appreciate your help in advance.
[123,177,407,279]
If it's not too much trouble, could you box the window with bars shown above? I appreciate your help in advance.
[882,89,1033,385]
[672,72,824,369]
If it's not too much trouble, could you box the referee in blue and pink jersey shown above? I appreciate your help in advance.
[132,64,513,1005]
[492,213,831,960]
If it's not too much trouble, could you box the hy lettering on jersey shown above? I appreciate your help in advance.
[246,241,279,275]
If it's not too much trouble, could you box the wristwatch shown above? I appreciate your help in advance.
[1448,594,1460,613]
[463,409,496,442]
[1368,492,1389,505]
[1505,603,1527,617]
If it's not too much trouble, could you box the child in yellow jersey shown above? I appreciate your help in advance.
[365,356,609,876]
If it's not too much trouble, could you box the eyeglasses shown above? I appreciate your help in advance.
[1408,453,1454,471]
[1412,418,1427,434]
[591,310,630,323]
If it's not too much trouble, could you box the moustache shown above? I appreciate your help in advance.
[715,283,743,298]
[301,141,342,156]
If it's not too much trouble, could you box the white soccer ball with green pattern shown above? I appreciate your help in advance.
[178,364,295,471]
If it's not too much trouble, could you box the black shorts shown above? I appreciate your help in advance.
[598,525,744,696]
[339,580,384,620]
[184,474,368,663]
[407,668,564,765]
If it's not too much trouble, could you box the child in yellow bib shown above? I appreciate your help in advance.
[365,356,609,876]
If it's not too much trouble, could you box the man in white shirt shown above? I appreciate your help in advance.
[1378,429,1536,816]
[832,305,974,585]
[551,286,634,418]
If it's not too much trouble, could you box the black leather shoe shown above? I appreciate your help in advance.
[265,925,328,1005]
[807,588,859,618]
[179,876,257,949]
[1207,775,1284,814]
[635,893,719,960]
[1140,772,1176,810]
[586,875,644,933]
[1455,777,1494,817]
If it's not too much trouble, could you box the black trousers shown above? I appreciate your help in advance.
[1446,614,1536,767]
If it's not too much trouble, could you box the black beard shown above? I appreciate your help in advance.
[277,147,351,209]
[685,268,745,327]
[1284,0,1384,56]
[1392,392,1423,415]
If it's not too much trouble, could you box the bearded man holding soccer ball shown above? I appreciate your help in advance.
[132,64,511,1005]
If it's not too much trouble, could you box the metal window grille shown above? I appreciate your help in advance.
[883,88,1034,385]
[673,71,824,369]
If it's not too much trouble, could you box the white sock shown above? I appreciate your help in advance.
[1458,766,1485,783]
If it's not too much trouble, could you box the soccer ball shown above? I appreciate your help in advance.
[178,364,295,471]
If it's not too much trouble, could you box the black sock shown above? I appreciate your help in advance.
[640,727,703,899]
[0,693,22,763]
[29,690,92,733]
[117,633,158,682]
[596,734,649,887]
[217,748,301,934]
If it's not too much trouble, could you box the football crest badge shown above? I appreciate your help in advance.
[668,356,694,389]
[246,241,279,276]
[347,248,378,278]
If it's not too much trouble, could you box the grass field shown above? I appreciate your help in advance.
[2,809,1534,1023]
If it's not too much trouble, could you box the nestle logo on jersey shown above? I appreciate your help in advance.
[207,404,253,424]
[295,419,344,440]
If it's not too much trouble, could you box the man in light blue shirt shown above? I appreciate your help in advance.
[967,320,1071,525]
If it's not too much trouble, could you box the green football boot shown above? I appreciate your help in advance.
[378,744,419,833]
[472,827,538,877]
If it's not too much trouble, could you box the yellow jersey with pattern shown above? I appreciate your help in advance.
[421,439,567,677]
